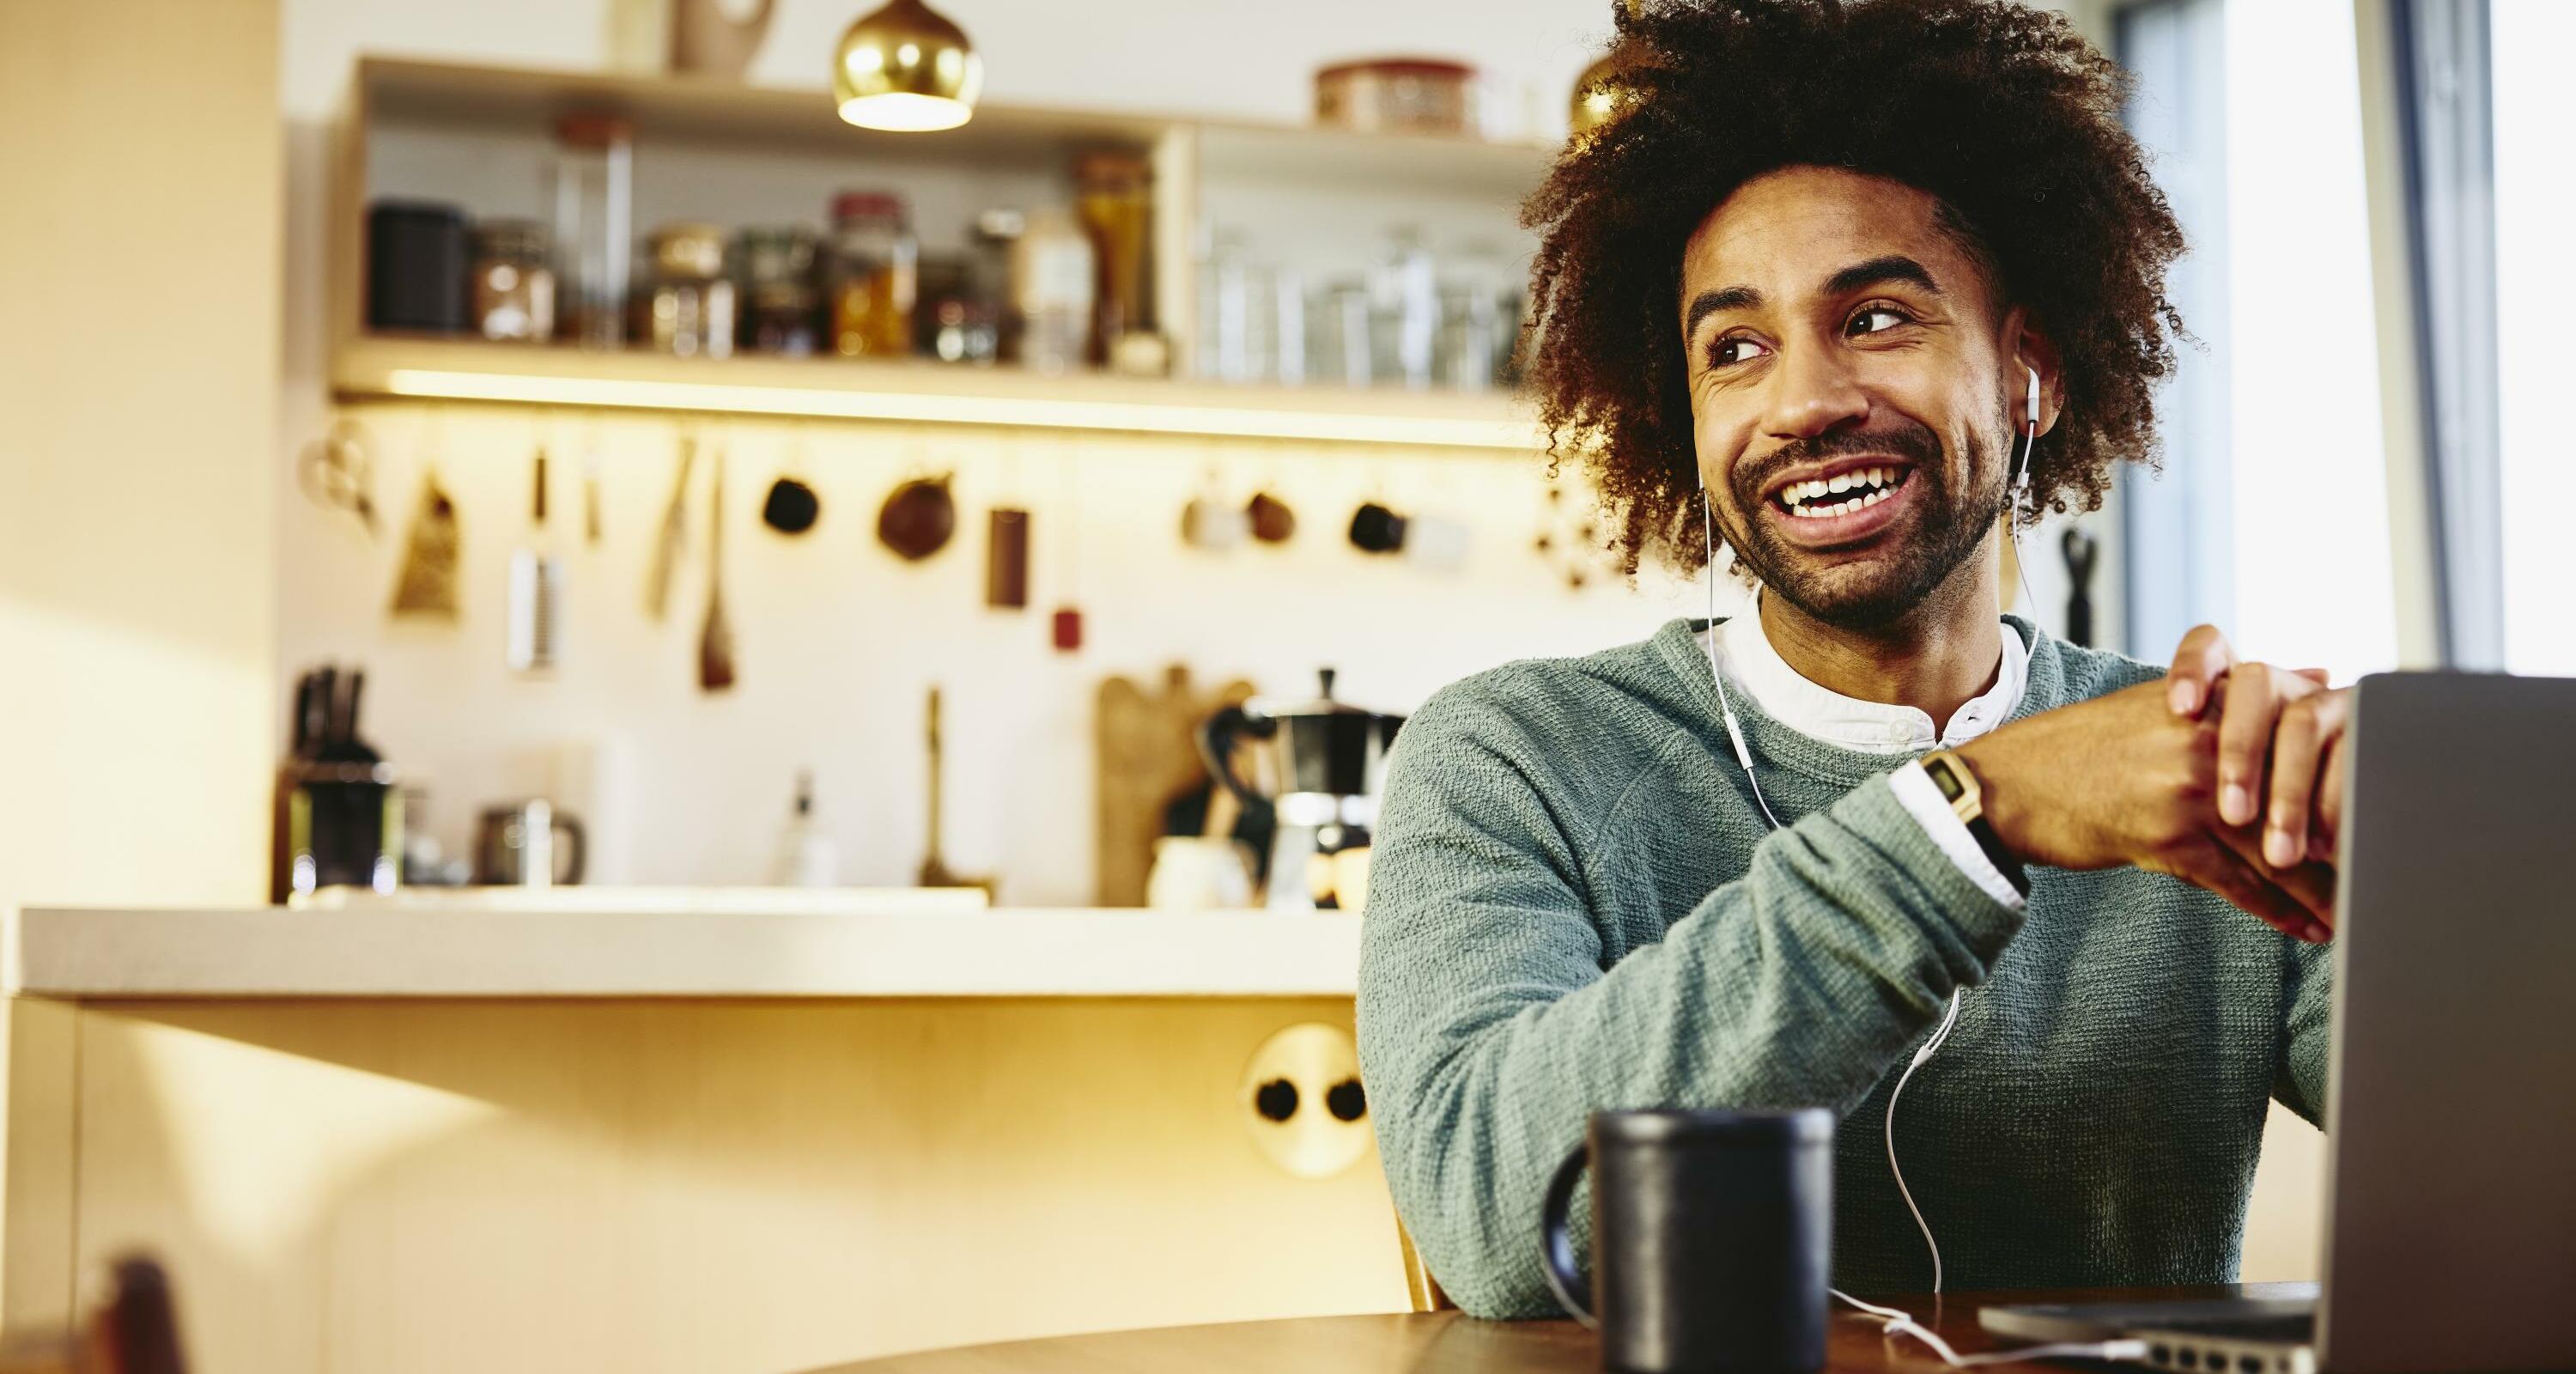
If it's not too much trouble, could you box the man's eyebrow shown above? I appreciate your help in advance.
[1680,255,1941,342]
[1822,254,1941,300]
[1681,285,1762,341]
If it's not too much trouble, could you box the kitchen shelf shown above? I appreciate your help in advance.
[333,334,1541,449]
[332,58,1555,452]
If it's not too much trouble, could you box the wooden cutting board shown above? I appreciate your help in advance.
[1095,666,1254,907]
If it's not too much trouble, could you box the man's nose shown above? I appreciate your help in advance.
[1761,344,1870,441]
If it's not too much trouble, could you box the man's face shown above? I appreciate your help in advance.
[1679,166,2027,629]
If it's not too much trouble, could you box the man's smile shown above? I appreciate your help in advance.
[1755,456,1921,551]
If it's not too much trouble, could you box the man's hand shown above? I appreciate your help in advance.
[1955,679,2338,942]
[2164,624,2354,876]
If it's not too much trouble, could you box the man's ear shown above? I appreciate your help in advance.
[2006,310,2066,438]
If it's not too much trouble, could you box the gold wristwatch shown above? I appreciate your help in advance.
[1918,749,2029,896]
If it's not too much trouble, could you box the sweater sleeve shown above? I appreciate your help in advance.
[2273,937,2335,1124]
[1353,696,2026,1319]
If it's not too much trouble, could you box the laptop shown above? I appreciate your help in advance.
[1981,672,2576,1373]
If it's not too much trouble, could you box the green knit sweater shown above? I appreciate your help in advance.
[1355,617,2335,1319]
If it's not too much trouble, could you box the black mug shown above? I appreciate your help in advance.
[1540,1108,1833,1374]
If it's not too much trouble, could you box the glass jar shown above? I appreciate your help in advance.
[638,222,736,359]
[1012,209,1094,375]
[471,220,556,343]
[968,208,1024,363]
[914,254,998,365]
[1073,152,1153,368]
[734,226,820,356]
[827,192,917,358]
[548,113,633,350]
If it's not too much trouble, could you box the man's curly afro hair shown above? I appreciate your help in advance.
[1526,0,2186,575]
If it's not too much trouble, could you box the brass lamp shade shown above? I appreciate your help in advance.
[1569,45,1636,138]
[833,0,983,132]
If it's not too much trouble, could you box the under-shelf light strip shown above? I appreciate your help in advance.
[376,368,1536,451]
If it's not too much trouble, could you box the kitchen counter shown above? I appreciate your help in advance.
[5,902,1367,1000]
[2,897,1398,1372]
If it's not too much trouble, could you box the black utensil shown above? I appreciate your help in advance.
[763,476,820,535]
[2063,527,2101,647]
[1348,502,1406,555]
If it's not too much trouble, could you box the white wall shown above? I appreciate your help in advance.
[0,0,281,915]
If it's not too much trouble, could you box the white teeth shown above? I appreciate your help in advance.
[1779,468,1909,516]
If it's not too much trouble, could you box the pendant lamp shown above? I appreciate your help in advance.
[833,0,982,132]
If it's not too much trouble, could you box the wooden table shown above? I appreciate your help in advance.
[813,1285,2315,1372]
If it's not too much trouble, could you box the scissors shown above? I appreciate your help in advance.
[299,417,378,535]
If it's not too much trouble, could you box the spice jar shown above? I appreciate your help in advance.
[470,220,556,343]
[638,223,736,359]
[827,192,917,358]
[734,226,820,356]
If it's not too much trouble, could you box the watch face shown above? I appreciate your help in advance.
[1927,757,1966,803]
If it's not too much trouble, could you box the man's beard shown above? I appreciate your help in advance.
[1722,417,2007,631]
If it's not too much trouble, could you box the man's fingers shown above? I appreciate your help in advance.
[2292,667,2331,688]
[2212,661,2282,826]
[2180,835,2330,941]
[2262,701,2325,867]
[2166,623,2235,717]
[2209,822,2336,929]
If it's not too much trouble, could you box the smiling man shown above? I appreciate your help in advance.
[1357,0,2354,1318]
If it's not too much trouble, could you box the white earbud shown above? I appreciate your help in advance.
[2024,362,2041,433]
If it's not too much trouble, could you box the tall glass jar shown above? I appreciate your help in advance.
[1012,209,1094,375]
[1073,153,1153,367]
[638,223,736,359]
[548,113,633,350]
[827,192,917,358]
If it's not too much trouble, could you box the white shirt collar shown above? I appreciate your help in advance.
[1702,594,2029,754]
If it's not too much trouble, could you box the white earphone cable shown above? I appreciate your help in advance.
[1699,487,1783,830]
[1698,371,2038,1319]
[1828,1289,2149,1368]
[1886,987,1964,1294]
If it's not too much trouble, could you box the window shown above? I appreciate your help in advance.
[2489,1,2576,674]
[2119,0,2401,677]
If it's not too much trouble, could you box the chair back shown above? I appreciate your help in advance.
[1394,1220,1454,1313]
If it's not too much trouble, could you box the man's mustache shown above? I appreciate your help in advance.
[1730,421,1946,508]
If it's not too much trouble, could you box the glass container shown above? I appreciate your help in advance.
[1012,209,1094,374]
[735,226,821,356]
[1074,152,1154,368]
[548,113,633,349]
[969,208,1023,362]
[639,222,736,359]
[470,219,556,344]
[1370,227,1437,390]
[1308,278,1373,388]
[827,191,918,358]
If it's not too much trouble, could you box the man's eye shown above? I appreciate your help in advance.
[1849,307,1911,337]
[1709,335,1771,368]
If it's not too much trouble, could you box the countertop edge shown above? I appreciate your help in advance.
[5,906,1368,1001]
